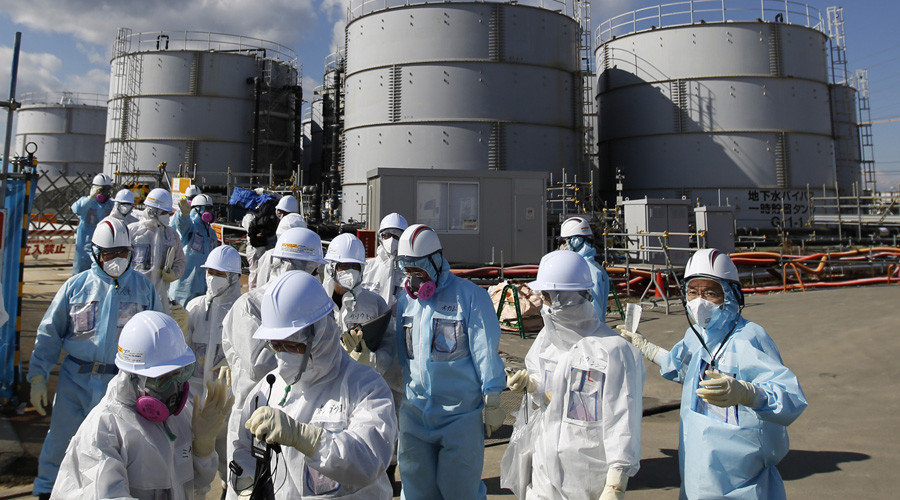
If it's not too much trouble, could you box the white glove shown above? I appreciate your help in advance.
[162,268,180,282]
[30,376,48,416]
[696,371,763,408]
[506,369,537,393]
[616,325,665,365]
[192,372,234,457]
[340,327,362,353]
[178,197,191,217]
[483,393,506,438]
[169,304,190,336]
[599,469,629,500]
[246,406,323,456]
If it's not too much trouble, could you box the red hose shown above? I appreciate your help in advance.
[743,275,900,293]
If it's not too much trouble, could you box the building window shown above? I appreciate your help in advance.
[417,181,479,232]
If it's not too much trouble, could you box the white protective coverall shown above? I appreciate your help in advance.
[521,300,645,499]
[52,371,217,499]
[228,316,397,499]
[128,218,186,313]
[361,242,404,311]
[323,276,396,378]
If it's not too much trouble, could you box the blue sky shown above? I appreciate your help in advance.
[1,0,898,190]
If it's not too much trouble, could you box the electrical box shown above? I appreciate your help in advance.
[695,206,735,254]
[622,198,692,265]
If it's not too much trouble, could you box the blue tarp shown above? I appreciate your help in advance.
[0,179,28,402]
[228,186,276,210]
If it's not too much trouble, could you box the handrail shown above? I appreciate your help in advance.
[115,30,298,66]
[19,91,107,107]
[596,0,825,45]
[347,0,571,23]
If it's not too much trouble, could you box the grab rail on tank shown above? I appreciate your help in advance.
[19,92,107,107]
[596,0,825,45]
[347,0,572,23]
[116,30,298,67]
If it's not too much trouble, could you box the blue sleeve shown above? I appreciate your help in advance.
[659,335,693,384]
[591,265,609,319]
[71,197,87,217]
[28,279,73,380]
[171,211,192,245]
[466,284,506,397]
[735,328,808,426]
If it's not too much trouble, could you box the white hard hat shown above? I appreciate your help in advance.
[253,271,334,341]
[527,250,593,291]
[684,248,739,284]
[184,185,201,198]
[202,245,242,274]
[92,173,111,187]
[275,195,299,214]
[113,189,135,205]
[560,217,593,238]
[379,213,408,233]
[325,233,367,265]
[272,227,326,264]
[276,213,307,237]
[115,311,196,377]
[190,194,212,207]
[398,224,442,259]
[91,217,131,249]
[144,188,174,212]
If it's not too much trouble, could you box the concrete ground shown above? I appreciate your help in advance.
[1,265,898,498]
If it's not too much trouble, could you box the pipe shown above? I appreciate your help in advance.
[248,76,261,179]
[744,275,899,293]
[1,32,22,210]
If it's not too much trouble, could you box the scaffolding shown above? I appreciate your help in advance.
[106,27,142,176]
[575,0,598,192]
[856,69,878,194]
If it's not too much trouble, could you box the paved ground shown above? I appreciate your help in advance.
[1,265,898,498]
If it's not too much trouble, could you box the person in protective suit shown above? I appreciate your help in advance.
[619,248,807,499]
[170,193,219,306]
[504,250,644,499]
[229,271,397,498]
[28,217,163,498]
[71,173,113,274]
[246,199,278,289]
[559,216,610,320]
[52,310,232,499]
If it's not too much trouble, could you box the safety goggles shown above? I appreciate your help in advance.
[380,230,402,241]
[145,362,195,393]
[685,279,725,301]
[396,256,430,275]
[541,290,591,307]
[267,340,308,354]
[97,247,131,260]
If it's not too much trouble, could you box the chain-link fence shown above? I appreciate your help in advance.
[25,171,93,265]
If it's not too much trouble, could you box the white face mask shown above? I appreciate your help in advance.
[383,237,399,257]
[103,257,129,277]
[336,269,361,290]
[274,351,309,385]
[206,275,230,297]
[686,297,721,329]
[117,204,133,216]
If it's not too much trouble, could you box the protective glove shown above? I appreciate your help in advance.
[349,339,372,366]
[30,376,48,416]
[169,303,190,336]
[340,327,362,353]
[616,325,666,365]
[483,393,506,438]
[599,468,629,500]
[246,406,323,456]
[178,197,190,217]
[506,369,537,393]
[192,372,235,457]
[162,267,181,282]
[696,371,763,408]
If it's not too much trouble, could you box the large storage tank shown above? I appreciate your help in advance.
[830,83,861,194]
[15,92,107,179]
[103,29,301,184]
[342,0,580,220]
[597,2,834,229]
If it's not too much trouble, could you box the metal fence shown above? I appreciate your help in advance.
[25,171,92,263]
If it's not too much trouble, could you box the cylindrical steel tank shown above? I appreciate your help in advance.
[15,92,107,179]
[342,0,580,220]
[103,30,300,185]
[596,2,833,229]
[830,83,861,195]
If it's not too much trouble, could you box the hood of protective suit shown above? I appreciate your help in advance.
[207,273,242,303]
[289,314,344,388]
[109,370,155,408]
[575,242,598,261]
[690,277,742,347]
[540,297,607,352]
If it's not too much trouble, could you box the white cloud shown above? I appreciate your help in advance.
[0,46,64,95]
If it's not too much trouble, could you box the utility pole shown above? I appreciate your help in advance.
[0,32,22,208]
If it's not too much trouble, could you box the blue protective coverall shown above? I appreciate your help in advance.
[70,196,112,275]
[169,209,218,306]
[395,257,507,500]
[659,287,807,499]
[575,243,610,320]
[28,263,162,494]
